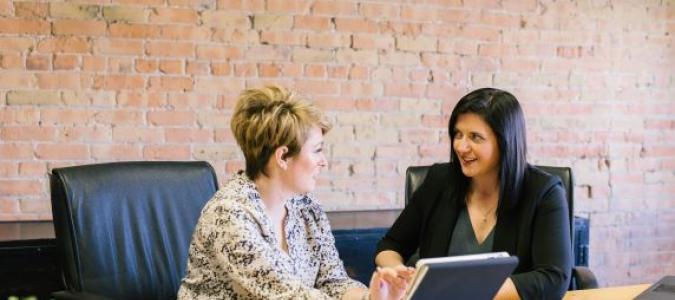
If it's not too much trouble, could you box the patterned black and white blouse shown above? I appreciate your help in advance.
[177,172,365,299]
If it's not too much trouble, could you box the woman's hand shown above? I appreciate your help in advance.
[377,265,415,289]
[368,266,415,300]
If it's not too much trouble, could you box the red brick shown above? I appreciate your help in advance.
[396,35,437,52]
[148,76,193,91]
[107,57,134,73]
[53,54,79,70]
[41,108,97,125]
[311,1,357,15]
[82,56,106,71]
[193,77,243,93]
[168,93,215,109]
[400,5,436,22]
[37,73,81,89]
[421,53,460,68]
[458,25,501,42]
[15,2,48,18]
[212,28,259,44]
[0,180,42,196]
[480,12,521,27]
[62,86,97,104]
[246,46,290,61]
[113,0,164,6]
[52,20,106,36]
[261,31,306,46]
[35,144,89,160]
[135,58,157,73]
[150,7,198,24]
[109,23,161,39]
[267,0,312,13]
[95,110,144,125]
[113,127,164,143]
[165,128,213,143]
[307,32,350,48]
[6,90,60,105]
[0,38,34,52]
[258,63,282,77]
[143,145,191,160]
[216,0,254,9]
[108,6,149,23]
[328,65,348,78]
[117,91,167,108]
[93,75,144,90]
[384,82,426,98]
[334,18,378,33]
[295,80,339,95]
[0,199,19,215]
[18,162,47,177]
[170,0,218,7]
[94,39,144,56]
[294,16,332,30]
[0,0,12,17]
[49,3,99,19]
[0,55,26,70]
[1,126,55,141]
[248,13,293,30]
[304,64,326,77]
[353,34,394,50]
[292,48,334,63]
[193,145,240,161]
[196,45,241,60]
[0,144,33,159]
[211,62,231,75]
[359,2,400,18]
[58,126,112,142]
[160,25,211,40]
[26,55,50,70]
[91,145,142,160]
[146,41,194,57]
[159,60,183,74]
[419,144,449,158]
[147,110,194,126]
[557,46,584,58]
[349,65,368,80]
[214,129,235,143]
[186,61,209,75]
[0,18,50,34]
[380,51,419,66]
[203,11,250,29]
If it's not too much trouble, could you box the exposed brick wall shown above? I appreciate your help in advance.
[0,0,673,287]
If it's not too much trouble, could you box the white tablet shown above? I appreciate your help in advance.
[404,252,519,300]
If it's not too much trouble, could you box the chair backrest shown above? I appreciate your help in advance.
[404,165,574,246]
[50,161,218,300]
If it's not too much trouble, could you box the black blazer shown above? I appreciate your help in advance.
[377,163,573,299]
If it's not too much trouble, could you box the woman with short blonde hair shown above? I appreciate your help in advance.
[179,86,408,300]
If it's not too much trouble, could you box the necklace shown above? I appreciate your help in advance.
[467,194,497,223]
[478,205,496,223]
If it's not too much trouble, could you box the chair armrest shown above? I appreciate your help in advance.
[573,266,599,290]
[52,291,114,300]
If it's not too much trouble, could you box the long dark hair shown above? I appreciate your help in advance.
[447,88,527,213]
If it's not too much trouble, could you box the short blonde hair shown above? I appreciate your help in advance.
[231,86,331,180]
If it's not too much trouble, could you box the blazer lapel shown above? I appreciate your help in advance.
[425,185,460,257]
[493,208,518,254]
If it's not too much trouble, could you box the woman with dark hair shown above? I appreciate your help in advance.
[375,88,573,299]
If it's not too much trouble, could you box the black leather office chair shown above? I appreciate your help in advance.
[405,165,598,290]
[50,161,218,300]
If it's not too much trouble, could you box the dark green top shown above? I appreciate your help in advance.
[447,207,494,256]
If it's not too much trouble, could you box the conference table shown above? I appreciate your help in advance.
[563,283,650,299]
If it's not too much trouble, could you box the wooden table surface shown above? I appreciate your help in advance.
[563,283,650,300]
